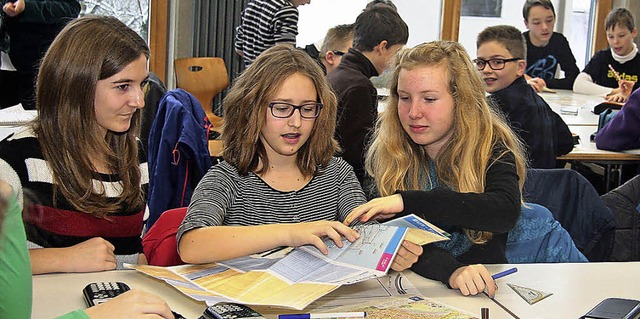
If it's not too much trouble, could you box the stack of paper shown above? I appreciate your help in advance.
[132,214,449,310]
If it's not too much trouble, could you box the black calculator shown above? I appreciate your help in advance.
[82,282,186,319]
[83,282,130,306]
[200,303,265,319]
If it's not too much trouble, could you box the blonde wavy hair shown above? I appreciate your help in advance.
[366,41,527,243]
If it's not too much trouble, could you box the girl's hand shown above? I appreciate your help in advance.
[62,237,117,272]
[390,240,423,272]
[449,264,496,298]
[284,221,360,254]
[84,289,174,319]
[344,194,404,224]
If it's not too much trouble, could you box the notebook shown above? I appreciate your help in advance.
[0,105,37,126]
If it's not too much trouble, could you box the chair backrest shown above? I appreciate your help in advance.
[506,203,588,263]
[524,168,616,261]
[174,57,229,133]
[142,207,188,267]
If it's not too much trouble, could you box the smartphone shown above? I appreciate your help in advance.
[200,303,265,319]
[582,298,640,319]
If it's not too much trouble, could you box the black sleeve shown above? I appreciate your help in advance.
[546,34,580,90]
[19,0,81,23]
[552,112,575,156]
[335,86,376,182]
[410,244,464,286]
[399,151,521,233]
[582,51,606,83]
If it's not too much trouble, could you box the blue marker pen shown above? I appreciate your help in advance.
[491,267,517,280]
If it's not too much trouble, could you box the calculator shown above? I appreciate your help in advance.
[83,282,130,306]
[82,281,186,319]
[200,303,265,319]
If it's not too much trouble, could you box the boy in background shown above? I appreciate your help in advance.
[574,7,640,102]
[327,5,408,185]
[477,25,573,169]
[522,0,579,91]
[318,24,354,75]
[235,0,311,67]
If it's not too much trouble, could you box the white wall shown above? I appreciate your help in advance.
[297,0,441,48]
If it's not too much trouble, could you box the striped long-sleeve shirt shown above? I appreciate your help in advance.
[0,128,149,268]
[234,0,299,66]
[177,157,366,243]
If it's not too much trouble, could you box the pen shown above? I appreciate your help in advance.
[278,312,366,319]
[608,64,623,82]
[481,307,489,319]
[491,267,517,280]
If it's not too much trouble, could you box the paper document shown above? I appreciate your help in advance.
[330,295,479,319]
[0,104,37,126]
[132,215,449,310]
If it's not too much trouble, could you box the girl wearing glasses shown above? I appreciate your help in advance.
[177,45,422,270]
[344,41,527,298]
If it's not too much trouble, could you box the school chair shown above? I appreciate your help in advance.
[506,203,588,263]
[523,168,616,261]
[174,57,229,157]
[600,174,640,261]
[142,207,187,266]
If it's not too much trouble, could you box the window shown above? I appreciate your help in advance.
[79,0,150,41]
[458,0,595,71]
[297,0,441,49]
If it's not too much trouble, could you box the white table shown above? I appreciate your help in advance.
[538,89,601,126]
[32,262,640,319]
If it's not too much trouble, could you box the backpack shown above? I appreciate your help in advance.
[597,108,620,133]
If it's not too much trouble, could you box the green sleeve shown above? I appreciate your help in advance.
[0,195,32,318]
[54,309,91,319]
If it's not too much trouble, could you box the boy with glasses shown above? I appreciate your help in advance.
[522,0,580,91]
[477,25,573,169]
[318,24,354,75]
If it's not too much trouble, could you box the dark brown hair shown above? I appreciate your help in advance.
[34,15,149,218]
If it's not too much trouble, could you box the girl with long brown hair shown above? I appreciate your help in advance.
[0,15,150,274]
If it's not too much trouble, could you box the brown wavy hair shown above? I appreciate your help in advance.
[366,41,527,243]
[33,15,149,218]
[222,45,339,177]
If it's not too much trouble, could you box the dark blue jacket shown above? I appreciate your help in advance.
[490,76,574,168]
[147,89,212,229]
[524,168,616,261]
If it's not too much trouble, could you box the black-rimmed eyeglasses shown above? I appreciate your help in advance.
[332,50,346,56]
[268,102,323,119]
[472,57,522,71]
